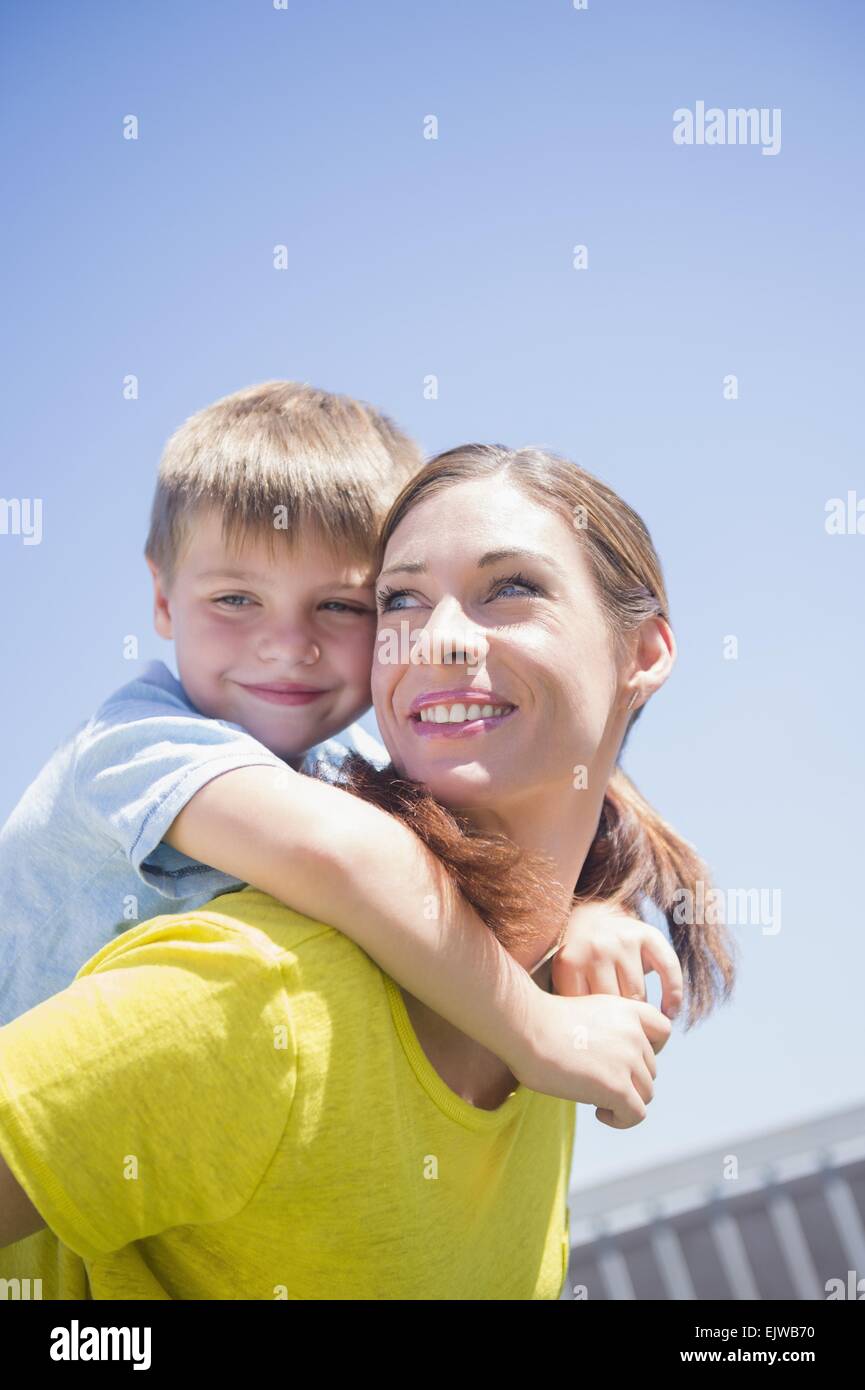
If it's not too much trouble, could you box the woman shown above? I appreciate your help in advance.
[0,445,735,1300]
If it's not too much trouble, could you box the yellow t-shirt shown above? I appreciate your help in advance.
[0,887,576,1300]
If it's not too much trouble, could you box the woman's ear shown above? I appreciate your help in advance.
[146,557,173,640]
[624,616,676,713]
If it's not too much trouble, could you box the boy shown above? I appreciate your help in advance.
[0,381,681,1103]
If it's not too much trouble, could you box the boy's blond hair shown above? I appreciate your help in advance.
[144,380,424,588]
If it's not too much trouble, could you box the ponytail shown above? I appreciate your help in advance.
[577,766,738,1028]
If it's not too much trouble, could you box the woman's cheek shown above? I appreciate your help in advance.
[370,652,397,709]
[570,681,613,757]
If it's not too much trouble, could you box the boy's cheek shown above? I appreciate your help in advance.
[335,627,377,691]
[173,628,222,685]
[332,678,374,727]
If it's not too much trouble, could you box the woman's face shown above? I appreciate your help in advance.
[372,477,625,813]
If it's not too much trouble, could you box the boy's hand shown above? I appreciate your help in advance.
[516,992,672,1127]
[551,898,683,1022]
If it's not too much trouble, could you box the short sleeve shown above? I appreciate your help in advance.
[72,701,287,897]
[0,917,296,1260]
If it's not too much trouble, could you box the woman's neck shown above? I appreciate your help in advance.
[397,773,610,1111]
[459,773,610,973]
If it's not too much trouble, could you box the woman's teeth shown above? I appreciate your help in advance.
[418,703,511,724]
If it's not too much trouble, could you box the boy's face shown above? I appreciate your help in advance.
[147,507,377,765]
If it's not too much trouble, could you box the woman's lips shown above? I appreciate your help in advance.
[409,707,517,738]
[239,684,327,706]
[408,688,514,715]
[406,690,518,738]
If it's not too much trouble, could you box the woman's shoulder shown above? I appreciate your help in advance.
[79,884,381,993]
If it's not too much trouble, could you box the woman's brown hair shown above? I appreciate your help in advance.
[334,443,737,1029]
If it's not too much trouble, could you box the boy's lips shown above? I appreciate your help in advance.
[238,682,329,706]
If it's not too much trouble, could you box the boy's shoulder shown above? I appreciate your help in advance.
[76,659,279,775]
[2,664,188,808]
[90,658,197,723]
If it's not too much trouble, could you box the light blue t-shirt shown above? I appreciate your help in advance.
[0,660,388,1026]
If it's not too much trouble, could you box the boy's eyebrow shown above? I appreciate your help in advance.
[196,566,375,588]
[379,547,565,578]
[197,568,265,582]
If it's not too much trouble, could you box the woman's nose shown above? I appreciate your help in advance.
[416,597,487,671]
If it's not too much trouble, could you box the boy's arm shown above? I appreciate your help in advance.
[163,763,547,1074]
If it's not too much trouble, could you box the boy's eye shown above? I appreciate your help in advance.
[214,594,256,609]
[320,600,374,615]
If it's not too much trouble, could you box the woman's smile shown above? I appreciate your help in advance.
[408,700,517,733]
[407,687,518,738]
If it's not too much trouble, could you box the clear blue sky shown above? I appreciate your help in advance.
[1,0,862,1189]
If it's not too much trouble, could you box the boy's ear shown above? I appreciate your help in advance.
[146,557,173,640]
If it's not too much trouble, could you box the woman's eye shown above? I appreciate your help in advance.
[376,587,422,613]
[374,574,542,612]
[490,573,543,600]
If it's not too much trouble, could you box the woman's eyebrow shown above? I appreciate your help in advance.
[378,560,427,577]
[379,548,564,579]
[477,547,564,574]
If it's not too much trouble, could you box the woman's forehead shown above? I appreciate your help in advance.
[383,479,582,568]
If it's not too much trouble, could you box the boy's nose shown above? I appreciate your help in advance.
[256,625,321,666]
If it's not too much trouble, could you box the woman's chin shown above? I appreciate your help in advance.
[405,761,502,811]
